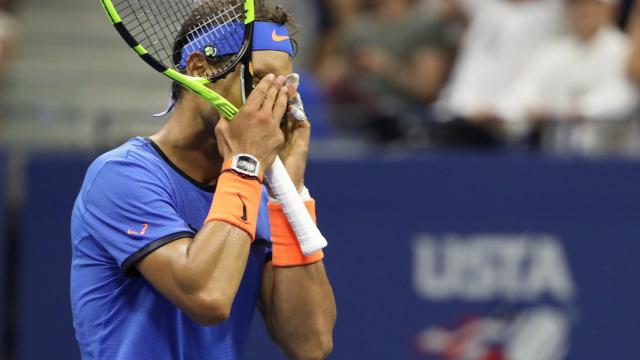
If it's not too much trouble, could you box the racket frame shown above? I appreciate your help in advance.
[100,0,254,119]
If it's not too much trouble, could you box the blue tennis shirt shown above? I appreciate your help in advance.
[70,137,271,360]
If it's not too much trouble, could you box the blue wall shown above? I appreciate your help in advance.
[16,154,91,360]
[10,153,640,359]
[244,155,640,359]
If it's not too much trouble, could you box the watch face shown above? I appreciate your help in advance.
[237,156,258,174]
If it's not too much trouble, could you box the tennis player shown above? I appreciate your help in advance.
[70,1,336,359]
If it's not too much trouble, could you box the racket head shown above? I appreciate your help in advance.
[101,0,254,83]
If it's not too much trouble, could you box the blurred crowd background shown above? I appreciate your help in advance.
[0,0,640,155]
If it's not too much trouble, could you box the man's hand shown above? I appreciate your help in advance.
[277,75,312,192]
[215,74,288,177]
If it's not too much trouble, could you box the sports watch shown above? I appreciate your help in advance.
[230,154,261,178]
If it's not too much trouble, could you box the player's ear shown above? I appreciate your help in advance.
[186,52,212,78]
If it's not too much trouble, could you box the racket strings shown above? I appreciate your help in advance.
[142,0,193,60]
[188,2,243,42]
[113,0,246,76]
[184,2,245,74]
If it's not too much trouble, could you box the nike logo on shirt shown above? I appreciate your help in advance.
[127,224,149,236]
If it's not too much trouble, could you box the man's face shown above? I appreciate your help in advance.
[193,50,293,122]
[568,0,611,40]
[249,50,294,92]
[209,50,293,107]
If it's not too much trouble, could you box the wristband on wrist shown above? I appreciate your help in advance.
[269,199,324,266]
[204,164,263,240]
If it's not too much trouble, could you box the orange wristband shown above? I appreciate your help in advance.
[205,170,263,240]
[268,199,324,267]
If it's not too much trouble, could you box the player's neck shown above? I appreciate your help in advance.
[150,104,223,187]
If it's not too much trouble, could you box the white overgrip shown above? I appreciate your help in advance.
[266,156,328,256]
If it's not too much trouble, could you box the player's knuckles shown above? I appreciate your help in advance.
[254,109,272,124]
[257,74,276,88]
[273,75,287,89]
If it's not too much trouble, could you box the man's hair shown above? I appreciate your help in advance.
[170,0,298,101]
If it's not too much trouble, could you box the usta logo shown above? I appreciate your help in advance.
[413,235,575,302]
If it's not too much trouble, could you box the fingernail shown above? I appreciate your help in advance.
[265,74,276,81]
[276,75,287,83]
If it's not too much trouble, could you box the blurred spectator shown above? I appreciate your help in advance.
[316,0,365,93]
[313,0,366,73]
[318,0,461,143]
[501,0,639,152]
[437,0,564,145]
[277,0,321,72]
[0,0,16,80]
[324,0,366,28]
[423,0,495,19]
[628,1,640,84]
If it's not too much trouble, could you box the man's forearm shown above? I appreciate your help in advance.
[178,222,252,301]
[262,262,336,360]
[138,221,252,325]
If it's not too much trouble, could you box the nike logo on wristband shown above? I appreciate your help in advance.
[238,193,248,223]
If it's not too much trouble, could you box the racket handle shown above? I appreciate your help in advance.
[266,156,328,256]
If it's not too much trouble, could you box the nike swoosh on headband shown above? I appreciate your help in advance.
[178,22,293,69]
[272,29,290,42]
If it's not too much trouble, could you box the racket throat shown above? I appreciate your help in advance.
[240,59,254,104]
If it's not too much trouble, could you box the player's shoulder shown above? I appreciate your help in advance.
[94,136,163,168]
[72,137,172,232]
[83,137,170,192]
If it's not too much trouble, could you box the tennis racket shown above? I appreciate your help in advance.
[99,0,327,255]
